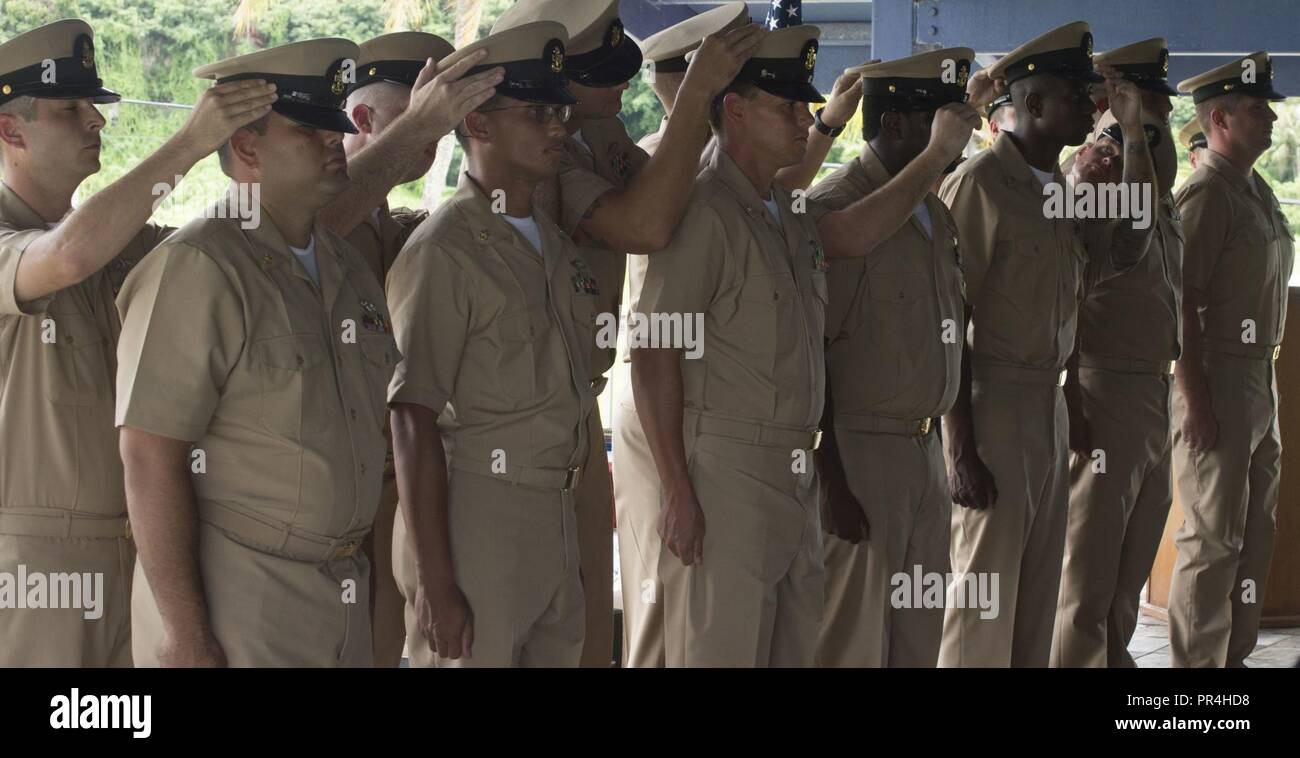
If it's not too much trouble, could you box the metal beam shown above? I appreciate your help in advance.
[907,0,1300,95]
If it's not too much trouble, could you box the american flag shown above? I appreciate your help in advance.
[764,0,801,30]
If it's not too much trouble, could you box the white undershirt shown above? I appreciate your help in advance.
[571,129,592,155]
[1029,166,1056,187]
[503,214,543,255]
[289,236,320,287]
[913,202,933,239]
[762,197,782,227]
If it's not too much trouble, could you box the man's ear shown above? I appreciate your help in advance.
[228,125,262,174]
[879,110,904,139]
[722,91,747,126]
[462,111,491,142]
[0,113,26,151]
[1211,104,1231,133]
[1024,90,1044,120]
[350,103,375,135]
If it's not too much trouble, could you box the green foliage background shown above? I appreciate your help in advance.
[1,1,1297,236]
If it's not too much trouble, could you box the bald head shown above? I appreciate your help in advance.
[343,81,412,153]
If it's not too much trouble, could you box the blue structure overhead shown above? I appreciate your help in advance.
[622,0,1299,96]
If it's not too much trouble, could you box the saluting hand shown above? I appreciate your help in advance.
[964,69,1002,110]
[416,580,474,662]
[177,79,278,157]
[1098,64,1143,131]
[682,23,767,99]
[818,69,866,130]
[659,481,706,567]
[404,49,504,141]
[928,101,982,162]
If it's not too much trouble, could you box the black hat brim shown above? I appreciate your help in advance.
[1059,69,1105,84]
[568,38,643,87]
[273,101,358,134]
[499,86,579,106]
[752,80,826,104]
[1134,79,1181,96]
[37,84,121,104]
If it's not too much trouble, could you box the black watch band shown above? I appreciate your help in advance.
[813,107,845,138]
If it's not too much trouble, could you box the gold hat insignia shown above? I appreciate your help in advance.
[79,36,96,70]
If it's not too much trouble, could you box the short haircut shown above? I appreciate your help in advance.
[345,80,409,120]
[217,113,270,176]
[708,79,758,131]
[454,93,506,151]
[0,95,37,121]
[1195,93,1243,135]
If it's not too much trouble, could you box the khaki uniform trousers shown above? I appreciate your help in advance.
[365,470,405,667]
[132,521,373,667]
[611,389,665,667]
[1169,351,1281,668]
[1052,365,1173,668]
[575,407,615,667]
[940,366,1070,667]
[394,469,584,668]
[662,420,824,668]
[818,425,951,668]
[0,517,133,667]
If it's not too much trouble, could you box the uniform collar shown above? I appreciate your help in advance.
[858,145,936,240]
[710,147,791,221]
[0,182,57,230]
[244,197,353,306]
[451,171,564,265]
[992,131,1065,192]
[1201,148,1259,196]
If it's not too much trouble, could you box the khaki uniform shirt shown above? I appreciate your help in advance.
[1175,149,1295,352]
[638,148,828,430]
[1078,192,1184,361]
[809,147,966,420]
[535,116,649,380]
[0,183,170,518]
[386,173,594,472]
[939,134,1146,370]
[344,203,427,290]
[116,203,397,541]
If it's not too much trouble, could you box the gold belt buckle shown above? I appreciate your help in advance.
[336,540,359,559]
[1272,345,1281,361]
[563,466,581,490]
[810,429,823,451]
[916,418,931,437]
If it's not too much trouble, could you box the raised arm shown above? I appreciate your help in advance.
[575,24,764,253]
[318,52,503,237]
[9,80,276,303]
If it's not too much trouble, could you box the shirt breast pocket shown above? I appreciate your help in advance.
[494,305,551,404]
[570,292,606,381]
[254,334,330,437]
[737,271,798,359]
[44,313,111,408]
[867,271,929,354]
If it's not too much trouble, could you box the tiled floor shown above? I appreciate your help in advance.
[1130,614,1300,668]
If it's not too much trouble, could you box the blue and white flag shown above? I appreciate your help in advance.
[764,0,802,30]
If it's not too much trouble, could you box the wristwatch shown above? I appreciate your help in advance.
[813,107,845,138]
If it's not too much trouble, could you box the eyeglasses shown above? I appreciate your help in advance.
[478,103,573,125]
